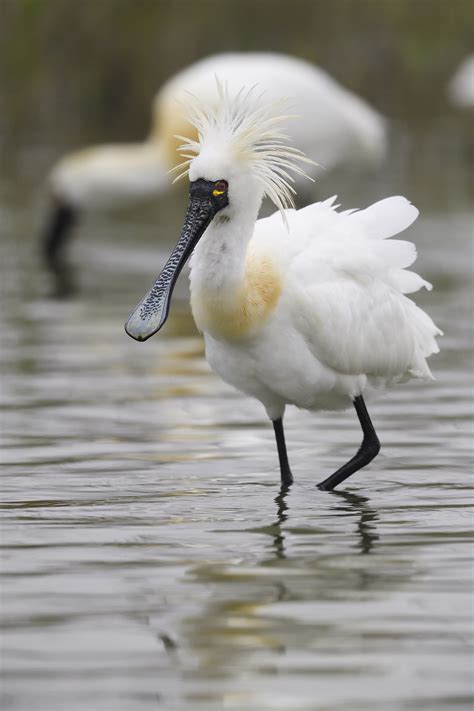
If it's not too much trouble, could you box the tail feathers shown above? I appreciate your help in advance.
[376,238,417,269]
[388,268,432,295]
[409,349,435,380]
[402,296,442,380]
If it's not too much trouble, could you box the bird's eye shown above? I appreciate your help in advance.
[212,180,228,196]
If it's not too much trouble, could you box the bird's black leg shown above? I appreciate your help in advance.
[317,395,380,491]
[272,418,294,487]
[41,200,78,297]
[42,200,78,269]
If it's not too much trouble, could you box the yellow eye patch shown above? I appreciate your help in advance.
[212,180,228,196]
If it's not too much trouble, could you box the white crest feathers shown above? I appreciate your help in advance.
[172,79,316,215]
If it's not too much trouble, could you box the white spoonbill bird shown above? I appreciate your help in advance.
[125,85,440,491]
[42,52,387,293]
[448,55,474,108]
[125,84,440,491]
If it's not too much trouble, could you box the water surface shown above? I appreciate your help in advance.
[0,178,473,710]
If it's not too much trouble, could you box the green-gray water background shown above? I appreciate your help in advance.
[1,1,473,709]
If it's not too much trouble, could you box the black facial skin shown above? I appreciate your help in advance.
[125,178,229,341]
[190,178,229,211]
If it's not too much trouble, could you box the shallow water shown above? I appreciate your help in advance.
[0,177,473,711]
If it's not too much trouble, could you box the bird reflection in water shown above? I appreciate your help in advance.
[265,486,379,560]
[172,487,381,672]
[272,484,291,560]
[245,485,290,561]
[327,489,380,554]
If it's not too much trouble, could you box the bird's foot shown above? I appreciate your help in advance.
[280,467,294,487]
[316,479,335,492]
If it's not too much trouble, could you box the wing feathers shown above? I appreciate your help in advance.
[348,196,419,239]
[275,195,441,381]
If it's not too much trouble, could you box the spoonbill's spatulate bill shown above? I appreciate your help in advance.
[42,52,387,295]
[126,82,441,491]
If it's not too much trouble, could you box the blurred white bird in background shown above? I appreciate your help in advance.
[447,55,474,108]
[125,83,440,491]
[42,52,387,294]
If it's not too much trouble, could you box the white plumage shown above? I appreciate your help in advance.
[448,55,474,108]
[50,143,170,211]
[126,82,440,490]
[49,52,387,210]
[192,195,440,417]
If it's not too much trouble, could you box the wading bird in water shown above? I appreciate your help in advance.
[125,83,440,491]
[42,52,387,295]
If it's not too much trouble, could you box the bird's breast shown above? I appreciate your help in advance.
[190,251,282,340]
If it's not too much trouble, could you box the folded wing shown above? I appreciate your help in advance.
[270,196,442,380]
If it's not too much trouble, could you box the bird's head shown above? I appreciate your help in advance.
[125,80,314,341]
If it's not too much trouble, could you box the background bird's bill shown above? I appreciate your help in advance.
[125,179,228,341]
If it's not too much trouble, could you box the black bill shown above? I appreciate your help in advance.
[125,179,228,341]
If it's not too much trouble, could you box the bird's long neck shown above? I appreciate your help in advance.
[190,210,255,293]
[189,204,282,340]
